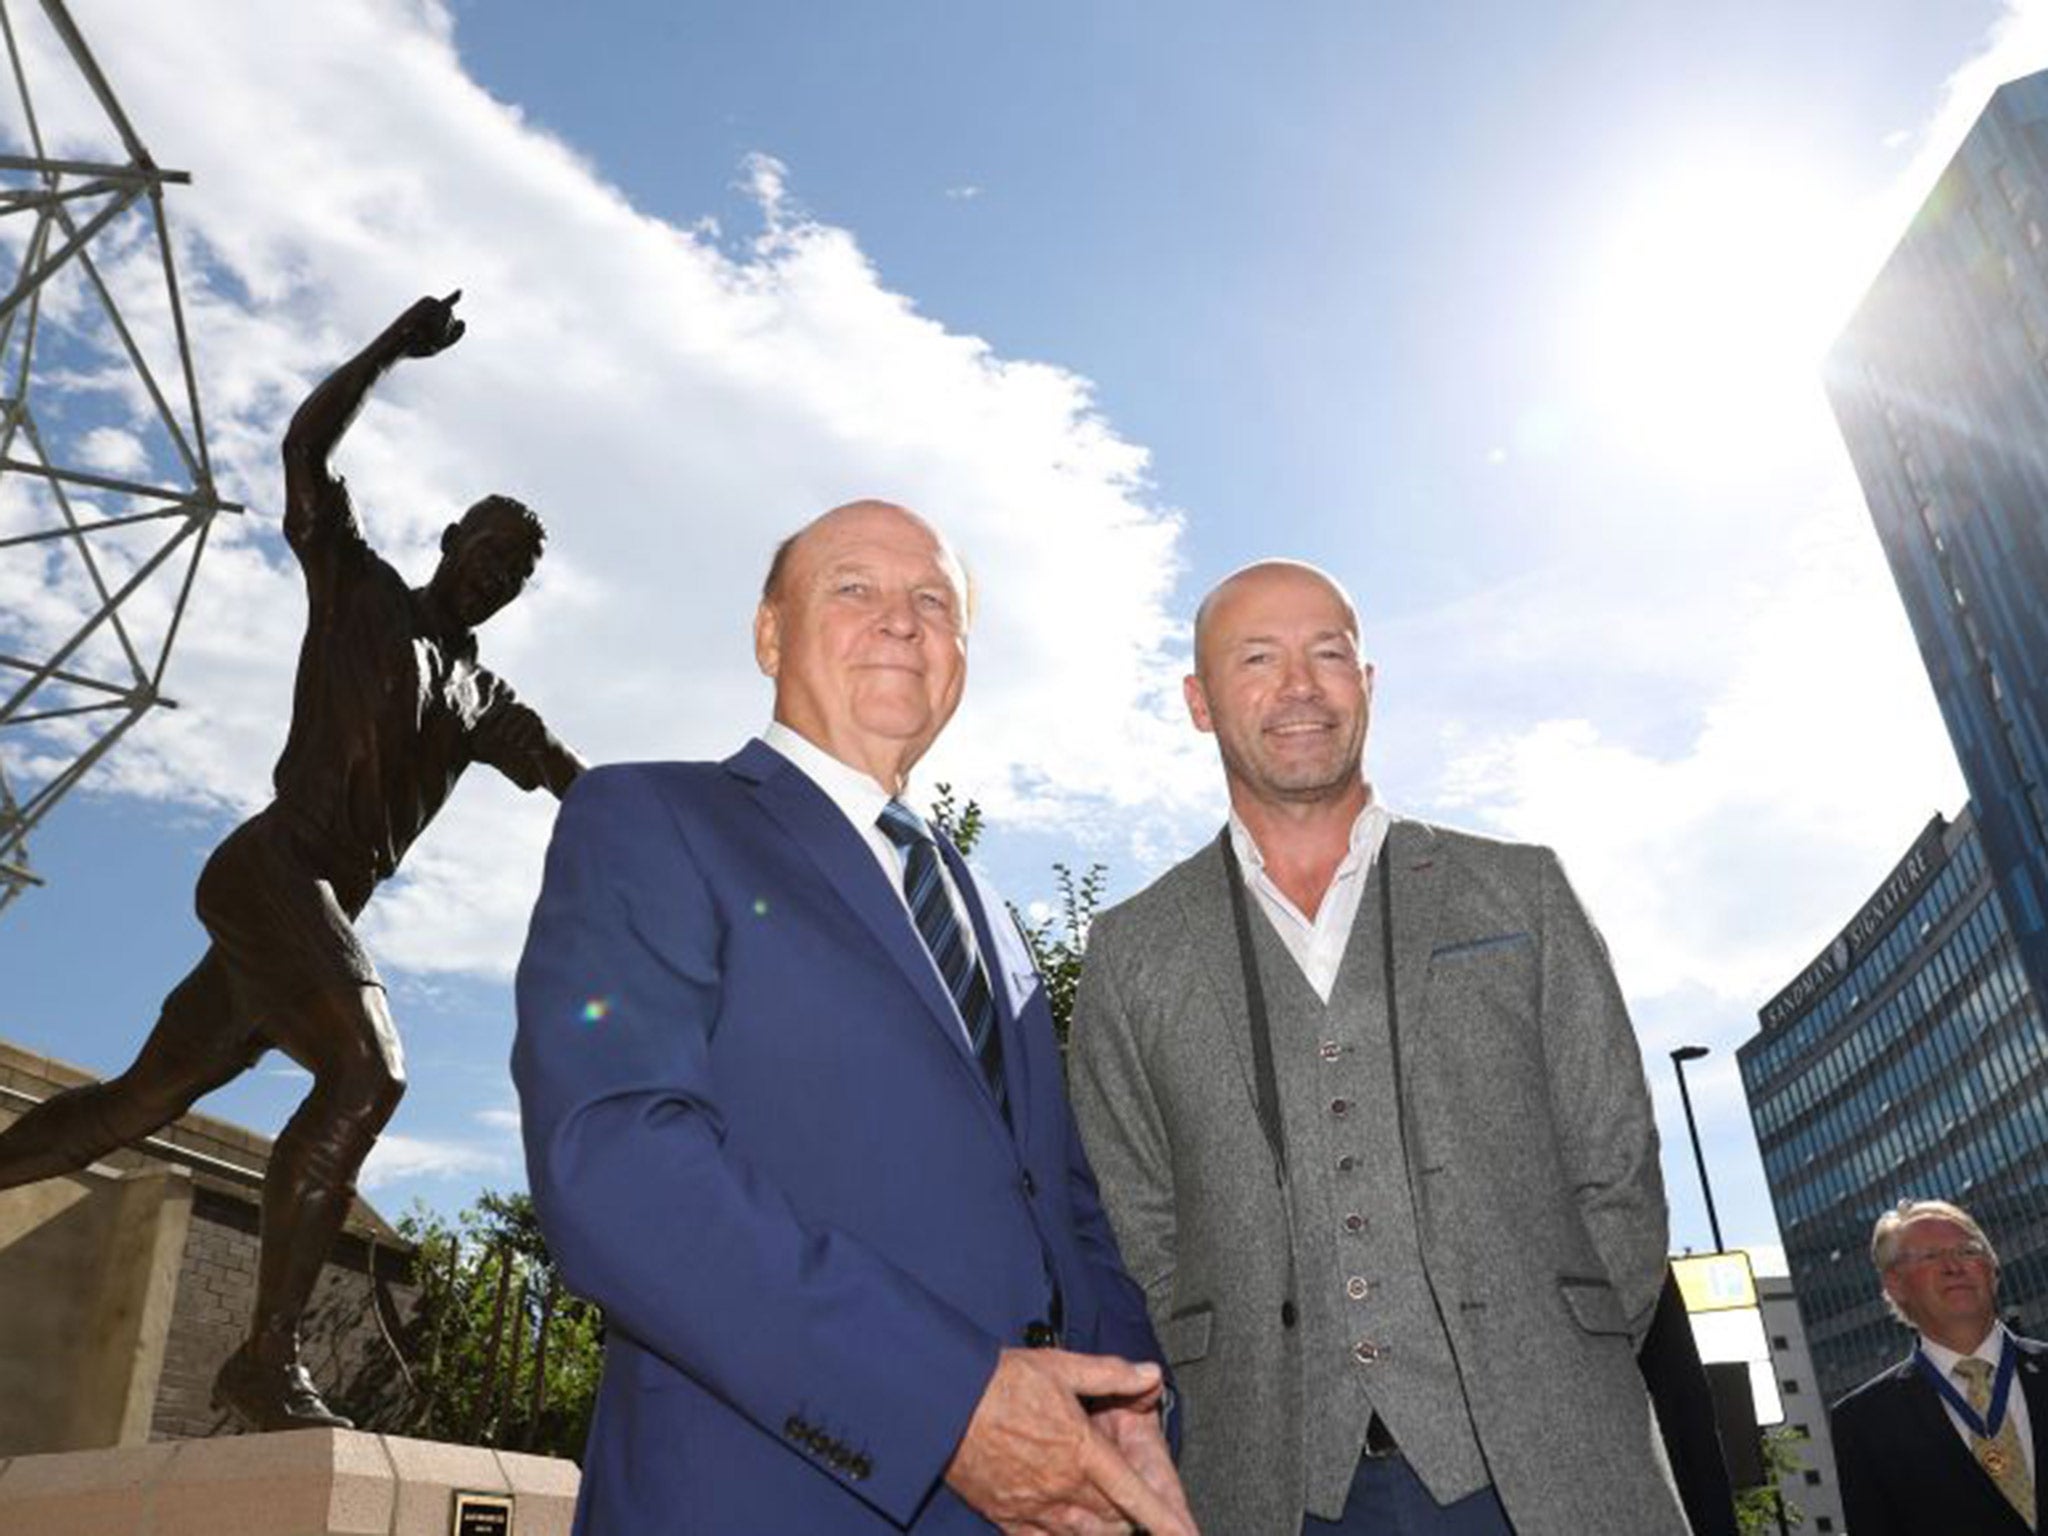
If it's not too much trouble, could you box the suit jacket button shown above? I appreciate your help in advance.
[1020,1169,1037,1198]
[784,1415,804,1439]
[1280,1300,1298,1329]
[1024,1320,1058,1348]
[851,1455,873,1481]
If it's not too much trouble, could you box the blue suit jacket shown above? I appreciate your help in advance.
[512,742,1162,1535]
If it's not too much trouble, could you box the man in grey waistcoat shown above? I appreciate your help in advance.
[1068,560,1691,1536]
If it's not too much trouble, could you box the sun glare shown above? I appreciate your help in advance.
[1571,154,1865,464]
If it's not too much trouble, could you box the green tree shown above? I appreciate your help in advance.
[1015,859,1108,1046]
[394,1191,604,1458]
[928,783,1107,1043]
[1734,1427,1807,1534]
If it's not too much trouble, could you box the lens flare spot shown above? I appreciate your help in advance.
[580,997,612,1024]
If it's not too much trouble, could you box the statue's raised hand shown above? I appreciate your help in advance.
[394,291,465,358]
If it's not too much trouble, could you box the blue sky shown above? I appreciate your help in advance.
[2,0,2036,1254]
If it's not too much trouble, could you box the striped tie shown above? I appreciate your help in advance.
[877,800,1009,1122]
[1956,1356,2036,1527]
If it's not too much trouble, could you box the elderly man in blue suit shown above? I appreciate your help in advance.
[513,500,1195,1536]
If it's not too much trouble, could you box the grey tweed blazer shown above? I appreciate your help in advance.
[1069,817,1692,1536]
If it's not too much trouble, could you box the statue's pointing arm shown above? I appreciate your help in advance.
[282,292,466,556]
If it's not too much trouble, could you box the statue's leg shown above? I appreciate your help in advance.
[0,951,251,1189]
[212,980,404,1431]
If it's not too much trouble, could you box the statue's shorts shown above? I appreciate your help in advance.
[187,805,384,1038]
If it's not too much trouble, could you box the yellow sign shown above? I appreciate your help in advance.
[1673,1251,1758,1313]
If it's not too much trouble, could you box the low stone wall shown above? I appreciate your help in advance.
[0,1427,580,1536]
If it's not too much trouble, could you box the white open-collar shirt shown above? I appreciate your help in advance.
[1227,794,1393,1004]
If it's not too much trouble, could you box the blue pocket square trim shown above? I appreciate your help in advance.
[1429,931,1533,960]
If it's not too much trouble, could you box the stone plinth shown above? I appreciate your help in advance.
[0,1164,192,1454]
[0,1429,579,1536]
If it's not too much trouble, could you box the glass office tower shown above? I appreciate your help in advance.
[1738,808,2048,1404]
[1828,70,2048,1010]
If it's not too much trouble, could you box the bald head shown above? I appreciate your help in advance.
[1192,560,1362,682]
[762,500,967,610]
[753,499,971,793]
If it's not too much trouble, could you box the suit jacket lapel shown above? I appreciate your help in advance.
[1383,817,1446,1082]
[1172,838,1265,1143]
[2017,1337,2048,1474]
[939,836,1033,1135]
[725,742,996,1102]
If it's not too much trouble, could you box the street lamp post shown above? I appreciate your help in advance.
[1669,1044,1725,1254]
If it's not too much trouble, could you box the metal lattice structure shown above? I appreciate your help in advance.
[0,0,235,913]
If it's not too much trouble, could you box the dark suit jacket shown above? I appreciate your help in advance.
[511,744,1161,1535]
[1831,1333,2048,1536]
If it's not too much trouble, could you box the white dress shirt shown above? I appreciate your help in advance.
[759,721,987,1047]
[1918,1322,2036,1477]
[1227,795,1393,1003]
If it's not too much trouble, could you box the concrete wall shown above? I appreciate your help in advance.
[0,1165,191,1454]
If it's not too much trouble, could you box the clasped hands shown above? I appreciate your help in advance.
[946,1347,1200,1536]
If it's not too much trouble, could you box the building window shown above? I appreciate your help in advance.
[1817,1520,1835,1533]
[1772,1334,1789,1350]
[1805,1470,1823,1485]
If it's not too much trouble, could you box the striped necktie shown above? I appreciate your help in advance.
[1956,1356,2036,1527]
[877,800,1009,1122]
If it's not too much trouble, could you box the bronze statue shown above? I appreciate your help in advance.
[0,293,583,1431]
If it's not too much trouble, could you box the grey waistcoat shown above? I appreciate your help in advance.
[1252,881,1490,1515]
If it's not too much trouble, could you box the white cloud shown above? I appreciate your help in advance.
[76,427,148,475]
[359,1130,506,1192]
[2,0,1202,979]
[1426,514,1963,1021]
